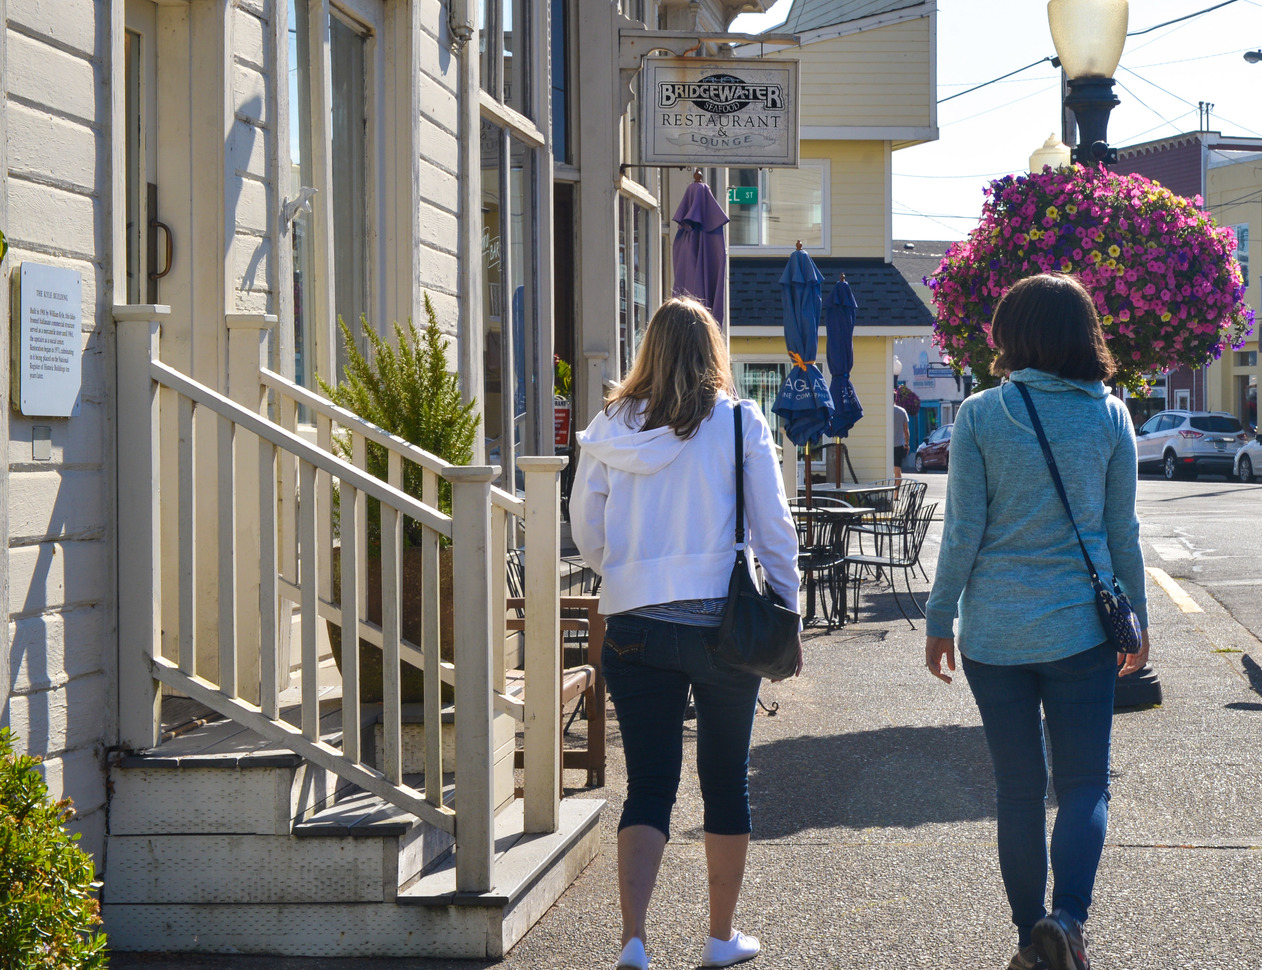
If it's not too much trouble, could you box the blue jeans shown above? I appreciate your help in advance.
[962,642,1116,946]
[601,614,762,839]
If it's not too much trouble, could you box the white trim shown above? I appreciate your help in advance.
[479,91,546,149]
[617,176,658,210]
[732,325,932,338]
[731,1,935,53]
[729,158,830,254]
[802,125,938,142]
[928,5,938,131]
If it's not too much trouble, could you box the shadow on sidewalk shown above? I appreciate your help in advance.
[746,725,996,837]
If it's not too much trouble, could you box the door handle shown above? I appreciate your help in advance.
[149,219,173,280]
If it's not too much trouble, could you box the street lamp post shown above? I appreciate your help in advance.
[1047,0,1129,165]
[1048,0,1163,709]
[893,355,903,390]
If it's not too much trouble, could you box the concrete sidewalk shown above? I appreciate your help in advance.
[113,475,1262,969]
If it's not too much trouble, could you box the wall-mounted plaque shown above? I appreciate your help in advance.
[641,57,800,168]
[12,262,82,417]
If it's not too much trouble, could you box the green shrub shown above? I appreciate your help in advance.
[319,293,480,546]
[0,728,106,970]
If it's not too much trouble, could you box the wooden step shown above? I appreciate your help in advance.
[101,796,605,959]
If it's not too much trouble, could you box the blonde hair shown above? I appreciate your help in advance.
[606,297,736,440]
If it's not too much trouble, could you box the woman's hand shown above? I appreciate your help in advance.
[926,636,956,684]
[1118,628,1150,677]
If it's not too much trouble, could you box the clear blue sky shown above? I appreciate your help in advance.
[732,0,1262,241]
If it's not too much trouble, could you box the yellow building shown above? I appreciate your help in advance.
[1205,150,1260,428]
[727,0,938,483]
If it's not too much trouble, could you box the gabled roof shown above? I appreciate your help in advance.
[729,257,935,330]
[777,0,927,32]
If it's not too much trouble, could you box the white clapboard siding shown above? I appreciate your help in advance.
[9,0,99,55]
[6,30,97,124]
[34,745,105,815]
[9,470,107,541]
[9,540,110,613]
[105,835,391,904]
[6,672,108,755]
[9,607,105,693]
[7,102,97,194]
[7,178,98,259]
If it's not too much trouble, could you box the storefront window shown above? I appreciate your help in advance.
[730,160,828,251]
[330,12,369,376]
[550,0,570,164]
[288,1,374,388]
[503,0,531,120]
[735,361,789,438]
[289,0,316,387]
[618,198,649,376]
[481,121,506,470]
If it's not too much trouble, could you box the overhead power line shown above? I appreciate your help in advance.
[937,0,1245,105]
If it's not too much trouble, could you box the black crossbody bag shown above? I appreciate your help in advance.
[1012,382,1143,654]
[713,404,802,679]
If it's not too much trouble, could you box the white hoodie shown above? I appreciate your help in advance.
[571,393,801,617]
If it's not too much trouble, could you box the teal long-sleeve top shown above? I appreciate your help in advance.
[924,368,1148,664]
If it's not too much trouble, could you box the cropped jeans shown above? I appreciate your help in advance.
[962,641,1116,947]
[601,614,762,839]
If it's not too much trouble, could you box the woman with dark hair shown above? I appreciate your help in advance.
[571,297,801,970]
[924,274,1150,970]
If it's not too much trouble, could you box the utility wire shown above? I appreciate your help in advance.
[937,0,1244,106]
[938,57,1054,103]
[1126,0,1240,36]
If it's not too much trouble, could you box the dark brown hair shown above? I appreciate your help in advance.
[605,297,736,439]
[989,273,1117,382]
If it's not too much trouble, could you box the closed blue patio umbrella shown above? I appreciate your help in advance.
[824,276,864,438]
[772,245,834,448]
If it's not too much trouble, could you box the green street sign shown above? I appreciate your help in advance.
[728,186,759,206]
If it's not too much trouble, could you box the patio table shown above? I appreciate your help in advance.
[792,506,873,628]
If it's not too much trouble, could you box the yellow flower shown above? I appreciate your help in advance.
[1046,206,1060,220]
[1102,315,1114,325]
[1060,259,1072,272]
[1066,203,1078,214]
[1029,228,1043,240]
[1106,258,1117,269]
[1161,312,1172,322]
[1108,244,1121,258]
[1090,250,1102,262]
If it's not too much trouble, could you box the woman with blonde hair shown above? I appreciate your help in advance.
[572,297,801,970]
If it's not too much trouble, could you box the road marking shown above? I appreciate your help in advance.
[1151,541,1193,561]
[1146,567,1204,613]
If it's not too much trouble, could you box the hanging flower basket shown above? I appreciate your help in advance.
[924,166,1254,394]
[894,383,921,416]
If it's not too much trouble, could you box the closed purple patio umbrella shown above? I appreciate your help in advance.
[671,171,729,322]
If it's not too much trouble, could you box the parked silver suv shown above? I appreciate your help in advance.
[1136,410,1248,480]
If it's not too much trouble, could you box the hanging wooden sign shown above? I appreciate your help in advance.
[641,57,800,168]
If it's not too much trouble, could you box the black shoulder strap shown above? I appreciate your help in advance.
[733,402,746,549]
[1012,382,1099,581]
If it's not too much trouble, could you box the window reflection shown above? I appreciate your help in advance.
[730,163,827,250]
[330,13,369,377]
[288,0,316,387]
[481,121,506,472]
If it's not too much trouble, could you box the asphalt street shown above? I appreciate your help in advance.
[112,472,1262,970]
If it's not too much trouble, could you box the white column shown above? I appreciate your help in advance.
[448,465,498,893]
[518,456,565,834]
[226,313,277,705]
[115,305,171,750]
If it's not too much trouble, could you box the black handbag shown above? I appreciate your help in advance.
[1013,382,1144,654]
[713,403,802,679]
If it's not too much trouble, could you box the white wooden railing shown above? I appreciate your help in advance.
[115,307,566,893]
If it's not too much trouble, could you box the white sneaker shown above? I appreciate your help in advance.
[700,930,760,967]
[616,937,649,970]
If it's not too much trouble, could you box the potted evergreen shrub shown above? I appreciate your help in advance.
[320,293,479,704]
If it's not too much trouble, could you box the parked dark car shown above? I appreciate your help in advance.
[915,423,953,472]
